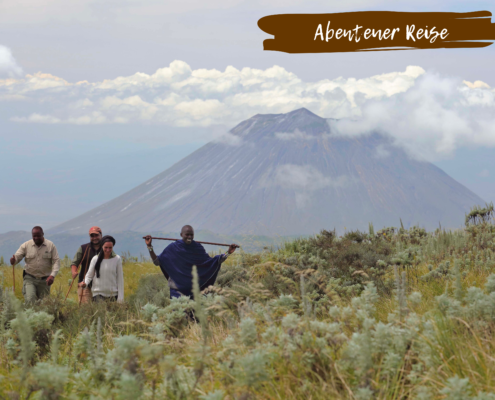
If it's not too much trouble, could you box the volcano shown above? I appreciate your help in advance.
[50,108,484,236]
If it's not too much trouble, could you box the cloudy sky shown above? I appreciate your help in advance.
[1,0,494,232]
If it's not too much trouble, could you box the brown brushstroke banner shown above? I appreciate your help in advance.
[257,11,495,53]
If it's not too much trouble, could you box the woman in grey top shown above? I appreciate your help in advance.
[79,235,124,303]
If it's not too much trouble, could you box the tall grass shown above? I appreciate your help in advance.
[0,220,494,399]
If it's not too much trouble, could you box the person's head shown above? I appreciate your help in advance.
[180,225,194,245]
[101,235,115,257]
[102,241,113,257]
[95,235,116,278]
[32,226,44,246]
[89,226,102,246]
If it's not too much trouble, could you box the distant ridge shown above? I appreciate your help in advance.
[49,108,485,236]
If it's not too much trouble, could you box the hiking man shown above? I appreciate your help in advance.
[70,226,115,304]
[10,226,60,305]
[144,225,237,299]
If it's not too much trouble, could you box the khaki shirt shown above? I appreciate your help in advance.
[14,239,61,278]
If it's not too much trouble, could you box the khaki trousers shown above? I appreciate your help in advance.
[22,274,51,305]
[77,286,93,304]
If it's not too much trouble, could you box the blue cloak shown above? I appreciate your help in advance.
[157,239,223,297]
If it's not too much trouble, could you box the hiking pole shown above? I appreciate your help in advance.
[78,245,93,307]
[64,277,76,302]
[142,237,239,248]
[65,245,90,302]
[12,264,15,293]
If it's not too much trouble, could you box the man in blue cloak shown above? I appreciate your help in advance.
[144,225,237,299]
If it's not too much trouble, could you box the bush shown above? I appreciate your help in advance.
[127,273,169,308]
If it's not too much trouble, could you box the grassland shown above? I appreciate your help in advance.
[1,217,495,399]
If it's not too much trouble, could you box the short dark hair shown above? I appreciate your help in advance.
[32,226,44,233]
[181,225,194,233]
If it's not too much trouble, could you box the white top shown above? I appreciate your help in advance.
[84,255,124,303]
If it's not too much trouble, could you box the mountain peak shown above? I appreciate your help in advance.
[287,107,322,118]
[50,107,484,236]
[231,107,329,138]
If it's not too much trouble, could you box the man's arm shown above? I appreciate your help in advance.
[144,235,170,279]
[11,243,26,266]
[70,246,83,279]
[220,244,238,263]
[45,244,60,286]
[144,235,158,261]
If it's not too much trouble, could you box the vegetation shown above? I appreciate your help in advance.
[1,216,495,399]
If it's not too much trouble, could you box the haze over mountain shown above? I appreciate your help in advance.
[49,108,485,236]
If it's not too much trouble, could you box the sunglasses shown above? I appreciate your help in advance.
[90,234,100,238]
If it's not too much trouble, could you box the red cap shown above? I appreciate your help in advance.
[89,226,102,235]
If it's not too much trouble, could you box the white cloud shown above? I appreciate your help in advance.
[275,129,315,141]
[212,132,244,146]
[374,144,391,159]
[2,60,495,162]
[1,61,423,127]
[262,164,349,207]
[273,164,348,190]
[260,164,353,208]
[479,169,490,178]
[11,113,61,123]
[0,45,22,77]
[464,80,490,89]
[327,72,495,161]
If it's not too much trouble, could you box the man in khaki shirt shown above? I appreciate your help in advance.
[10,226,60,305]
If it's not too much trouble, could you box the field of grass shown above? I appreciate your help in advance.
[1,215,495,399]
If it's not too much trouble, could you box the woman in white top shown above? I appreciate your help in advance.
[78,235,124,303]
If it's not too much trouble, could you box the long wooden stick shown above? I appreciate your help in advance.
[12,264,15,292]
[78,244,94,306]
[64,244,90,302]
[64,275,77,302]
[143,237,239,248]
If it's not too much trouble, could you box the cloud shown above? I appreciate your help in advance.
[373,144,391,159]
[328,72,495,161]
[212,131,244,146]
[464,80,490,89]
[2,60,495,161]
[479,169,490,178]
[275,129,315,141]
[274,164,348,190]
[1,61,423,127]
[261,164,349,207]
[0,45,22,77]
[11,113,61,123]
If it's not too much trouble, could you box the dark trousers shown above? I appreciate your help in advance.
[93,295,118,303]
[170,288,188,299]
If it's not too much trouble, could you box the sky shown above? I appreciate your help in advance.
[1,0,494,233]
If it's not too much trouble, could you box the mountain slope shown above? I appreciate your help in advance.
[50,108,484,235]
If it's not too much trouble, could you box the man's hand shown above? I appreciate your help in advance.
[227,244,238,254]
[78,282,87,288]
[10,255,16,266]
[46,276,54,286]
[144,235,153,246]
[71,265,79,279]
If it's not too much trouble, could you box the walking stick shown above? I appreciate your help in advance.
[142,237,239,248]
[64,245,90,302]
[12,264,15,292]
[64,276,76,302]
[78,245,93,307]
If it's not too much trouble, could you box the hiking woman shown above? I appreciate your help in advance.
[78,235,124,303]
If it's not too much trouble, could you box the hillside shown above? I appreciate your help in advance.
[1,217,495,398]
[49,108,484,236]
